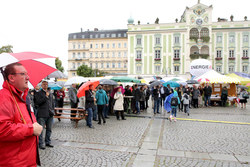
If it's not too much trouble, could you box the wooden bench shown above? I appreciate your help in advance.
[54,108,87,128]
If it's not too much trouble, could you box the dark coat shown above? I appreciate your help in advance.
[134,88,141,101]
[85,90,95,109]
[221,89,228,100]
[203,86,212,96]
[152,88,160,100]
[35,89,54,118]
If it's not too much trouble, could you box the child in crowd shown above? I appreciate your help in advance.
[182,92,190,116]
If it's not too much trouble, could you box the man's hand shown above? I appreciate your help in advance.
[46,92,50,97]
[33,122,43,136]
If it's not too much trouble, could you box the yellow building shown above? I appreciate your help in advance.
[68,29,128,78]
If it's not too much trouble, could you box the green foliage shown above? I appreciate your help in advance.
[55,57,64,73]
[189,36,198,43]
[0,45,13,54]
[77,65,106,77]
[201,36,210,43]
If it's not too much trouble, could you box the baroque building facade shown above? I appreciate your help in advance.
[68,29,128,78]
[127,1,250,77]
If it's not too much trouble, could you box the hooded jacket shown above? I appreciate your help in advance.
[0,81,37,167]
[95,89,108,105]
[171,91,180,108]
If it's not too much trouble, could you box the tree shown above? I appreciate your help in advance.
[55,57,64,73]
[77,65,94,77]
[0,45,13,54]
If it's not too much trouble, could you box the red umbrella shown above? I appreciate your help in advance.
[0,52,57,88]
[197,78,210,83]
[110,86,125,98]
[77,80,100,98]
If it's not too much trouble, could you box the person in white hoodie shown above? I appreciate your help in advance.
[114,88,126,120]
[182,92,190,116]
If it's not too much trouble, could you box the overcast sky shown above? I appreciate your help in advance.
[0,0,249,74]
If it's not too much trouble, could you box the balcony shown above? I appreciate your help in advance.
[228,57,235,60]
[135,58,142,61]
[215,57,222,60]
[190,54,209,59]
[173,57,180,61]
[154,58,161,61]
[242,57,249,60]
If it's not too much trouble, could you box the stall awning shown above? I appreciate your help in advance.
[226,73,250,85]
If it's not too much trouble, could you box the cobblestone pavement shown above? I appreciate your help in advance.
[40,103,250,167]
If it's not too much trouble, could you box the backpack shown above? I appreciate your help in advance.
[184,94,188,100]
[171,97,178,106]
[243,93,249,99]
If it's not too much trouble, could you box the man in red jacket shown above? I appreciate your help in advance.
[0,63,43,166]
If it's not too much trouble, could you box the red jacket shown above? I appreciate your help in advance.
[0,81,37,167]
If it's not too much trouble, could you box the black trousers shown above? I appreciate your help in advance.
[70,101,78,118]
[193,99,198,108]
[140,101,145,110]
[115,110,125,120]
[221,99,227,107]
[97,105,105,123]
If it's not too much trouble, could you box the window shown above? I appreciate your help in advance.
[243,65,248,72]
[73,35,76,39]
[155,50,161,59]
[72,62,76,69]
[174,50,180,58]
[136,66,142,73]
[217,36,222,43]
[72,72,76,76]
[137,38,141,45]
[228,65,234,72]
[90,44,93,48]
[107,43,109,48]
[118,34,121,37]
[95,52,98,58]
[124,52,127,57]
[112,63,115,68]
[118,43,121,48]
[124,33,127,37]
[96,63,98,68]
[229,50,235,58]
[101,63,104,68]
[90,63,92,68]
[118,62,121,68]
[111,34,116,38]
[83,43,85,49]
[82,52,86,58]
[95,44,98,49]
[155,37,160,45]
[136,51,142,59]
[112,52,115,57]
[100,34,105,38]
[101,52,104,58]
[106,34,110,38]
[124,43,127,48]
[118,52,121,57]
[243,49,248,57]
[216,50,222,58]
[72,53,75,58]
[107,52,109,58]
[174,66,180,72]
[106,63,110,68]
[155,65,160,72]
[216,66,222,72]
[101,44,104,48]
[124,63,127,68]
[90,53,93,58]
[229,35,235,43]
[82,35,85,38]
[174,36,180,44]
[77,62,80,67]
[77,52,81,58]
[73,44,76,49]
[95,34,98,38]
[112,43,115,48]
[78,44,80,49]
[90,35,93,38]
[243,35,249,42]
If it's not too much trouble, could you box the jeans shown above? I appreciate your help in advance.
[93,105,97,121]
[171,107,177,117]
[154,98,160,114]
[38,117,53,146]
[103,105,109,117]
[86,108,93,127]
[204,96,211,106]
[97,105,105,123]
[135,101,140,114]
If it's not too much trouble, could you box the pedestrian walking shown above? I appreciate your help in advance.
[203,83,212,107]
[95,85,108,125]
[68,83,79,119]
[192,85,200,108]
[139,86,146,111]
[170,91,180,122]
[114,88,126,120]
[0,63,43,166]
[182,92,190,116]
[152,85,161,114]
[134,84,141,114]
[35,80,55,150]
[221,86,228,107]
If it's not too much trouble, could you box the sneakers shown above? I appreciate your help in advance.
[174,117,177,122]
[169,115,172,122]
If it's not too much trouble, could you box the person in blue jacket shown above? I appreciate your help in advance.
[95,85,108,125]
[170,90,180,122]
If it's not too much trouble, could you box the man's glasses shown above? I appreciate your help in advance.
[11,73,29,77]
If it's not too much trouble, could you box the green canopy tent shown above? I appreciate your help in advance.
[110,76,140,83]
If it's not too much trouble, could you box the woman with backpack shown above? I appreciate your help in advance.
[170,90,181,122]
[239,88,248,109]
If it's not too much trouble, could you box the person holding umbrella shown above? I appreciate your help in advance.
[114,87,126,120]
[95,85,108,125]
[85,84,96,128]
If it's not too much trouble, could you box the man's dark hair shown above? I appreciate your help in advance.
[134,84,138,88]
[3,62,22,81]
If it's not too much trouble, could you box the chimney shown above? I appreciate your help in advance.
[94,28,98,31]
[81,28,83,32]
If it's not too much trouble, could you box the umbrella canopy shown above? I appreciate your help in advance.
[55,81,65,87]
[149,80,164,88]
[110,86,125,98]
[186,80,199,84]
[65,76,88,86]
[246,83,250,87]
[164,93,174,113]
[47,70,67,78]
[197,78,210,83]
[110,76,140,83]
[77,80,100,98]
[99,79,118,86]
[163,81,180,88]
[226,73,250,85]
[0,52,56,89]
[237,85,248,89]
[234,72,250,79]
